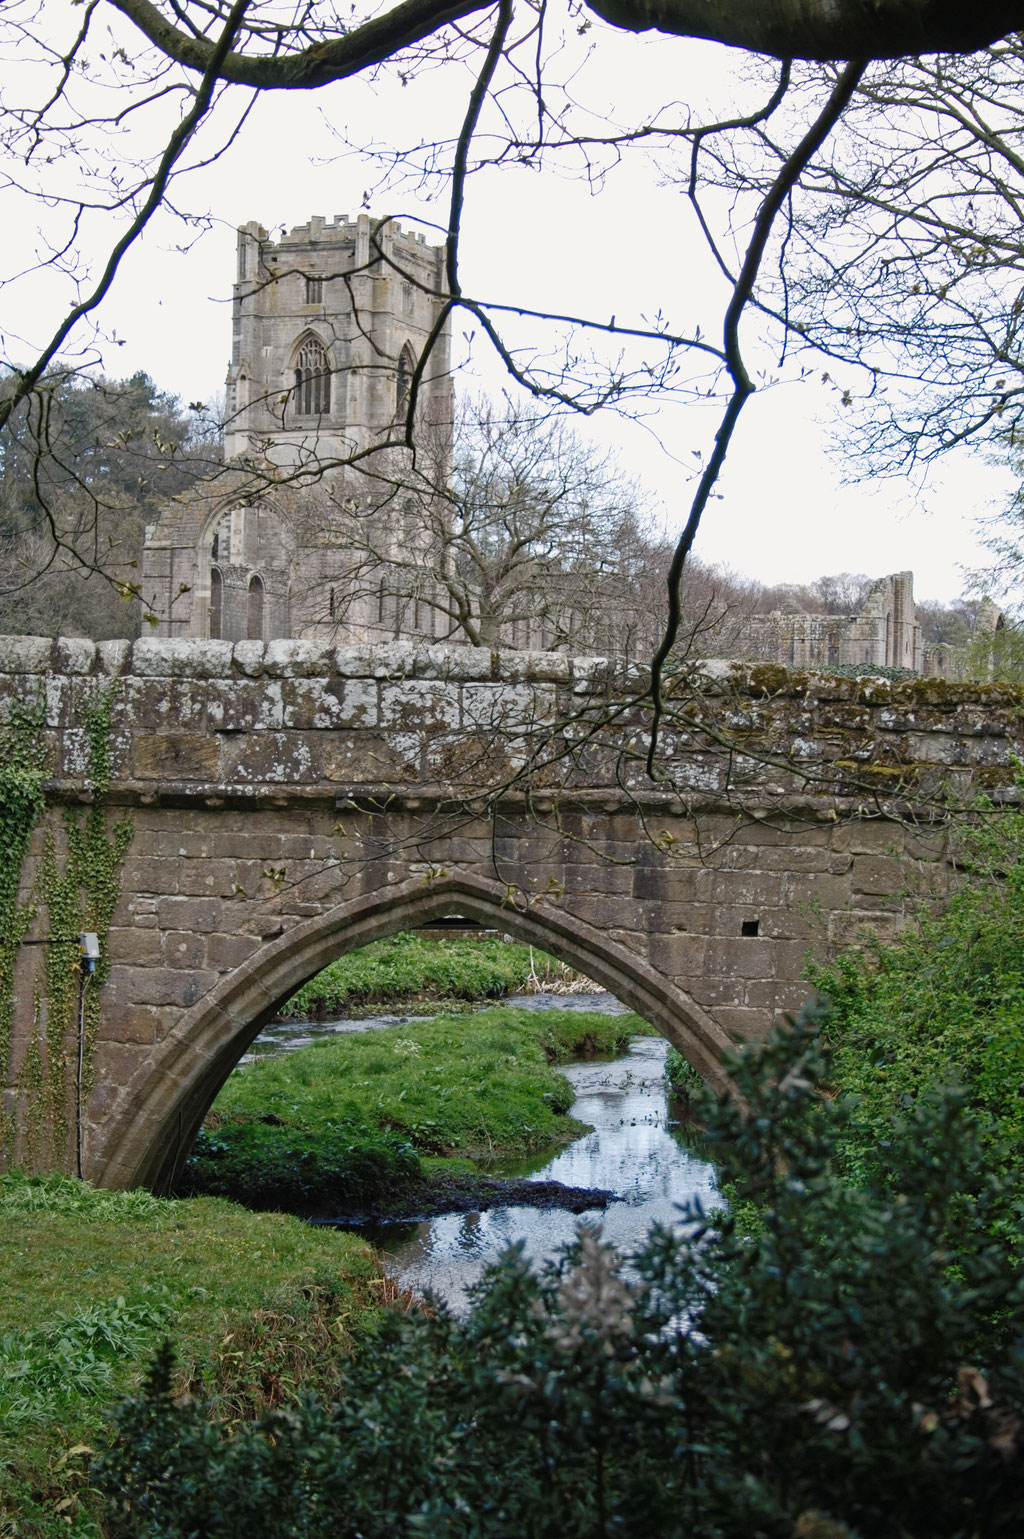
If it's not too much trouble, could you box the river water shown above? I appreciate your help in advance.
[248,993,720,1313]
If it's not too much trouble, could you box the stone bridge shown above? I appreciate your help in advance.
[2,635,1021,1193]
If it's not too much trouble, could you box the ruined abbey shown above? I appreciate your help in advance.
[140,214,995,677]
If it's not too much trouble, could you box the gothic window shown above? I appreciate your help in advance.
[247,575,265,640]
[239,244,248,280]
[210,567,223,640]
[305,276,323,304]
[294,337,331,416]
[396,345,415,416]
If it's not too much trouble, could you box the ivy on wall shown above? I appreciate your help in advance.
[0,685,132,1167]
[0,703,46,1154]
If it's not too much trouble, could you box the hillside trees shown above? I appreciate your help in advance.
[0,371,218,637]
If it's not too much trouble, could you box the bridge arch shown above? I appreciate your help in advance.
[93,873,736,1194]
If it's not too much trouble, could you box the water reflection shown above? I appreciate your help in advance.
[365,1037,719,1314]
[244,993,719,1315]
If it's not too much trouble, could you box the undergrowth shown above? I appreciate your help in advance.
[95,1006,1024,1538]
[810,798,1024,1244]
[0,1173,391,1536]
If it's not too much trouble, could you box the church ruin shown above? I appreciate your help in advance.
[140,215,998,676]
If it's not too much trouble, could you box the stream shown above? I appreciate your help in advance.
[249,992,720,1313]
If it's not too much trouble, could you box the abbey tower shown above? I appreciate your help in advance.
[224,213,452,465]
[141,214,453,642]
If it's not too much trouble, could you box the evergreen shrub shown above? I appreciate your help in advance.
[95,1005,1024,1538]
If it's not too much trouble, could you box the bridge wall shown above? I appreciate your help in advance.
[2,635,1021,1191]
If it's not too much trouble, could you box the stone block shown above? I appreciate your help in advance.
[121,856,181,895]
[827,909,907,948]
[709,1006,772,1043]
[106,964,218,1008]
[207,932,262,969]
[219,730,313,784]
[121,677,209,729]
[54,637,97,675]
[206,679,284,731]
[97,639,131,675]
[703,937,778,980]
[107,926,164,965]
[781,873,853,913]
[379,680,460,731]
[687,976,747,1009]
[281,677,377,729]
[179,859,256,897]
[769,939,818,981]
[163,931,208,969]
[851,854,904,897]
[847,821,904,855]
[0,636,52,672]
[323,731,422,783]
[743,980,815,1012]
[336,642,417,679]
[497,650,572,685]
[415,644,493,681]
[646,932,707,978]
[461,682,556,730]
[131,638,234,677]
[97,1003,161,1045]
[263,640,333,677]
[155,895,223,932]
[88,1042,152,1089]
[708,872,787,908]
[233,640,266,677]
[135,733,221,781]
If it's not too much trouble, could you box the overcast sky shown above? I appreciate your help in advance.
[1,12,1014,604]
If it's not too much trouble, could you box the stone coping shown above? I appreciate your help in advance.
[1,636,1022,709]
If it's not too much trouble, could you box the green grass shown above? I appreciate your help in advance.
[181,1006,653,1209]
[0,1173,394,1536]
[280,932,564,1018]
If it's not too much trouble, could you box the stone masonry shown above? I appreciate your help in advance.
[2,635,1022,1194]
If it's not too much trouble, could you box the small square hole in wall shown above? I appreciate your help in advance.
[741,919,760,937]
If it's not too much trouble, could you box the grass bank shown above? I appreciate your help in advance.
[0,1173,396,1536]
[280,932,568,1019]
[180,1006,652,1214]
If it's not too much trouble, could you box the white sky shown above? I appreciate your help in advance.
[1,10,1014,604]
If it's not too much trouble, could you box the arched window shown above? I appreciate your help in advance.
[210,567,223,640]
[396,344,415,417]
[247,575,265,641]
[293,337,331,417]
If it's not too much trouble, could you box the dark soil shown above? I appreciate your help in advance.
[309,1171,618,1227]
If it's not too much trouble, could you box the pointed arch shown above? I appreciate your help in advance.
[209,567,223,639]
[246,574,265,639]
[396,341,416,418]
[88,873,737,1194]
[292,332,333,417]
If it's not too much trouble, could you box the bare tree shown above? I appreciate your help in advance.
[314,400,659,652]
